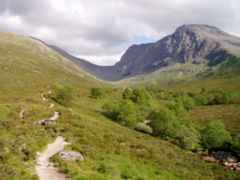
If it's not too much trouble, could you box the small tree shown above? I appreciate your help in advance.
[52,84,73,107]
[177,126,200,150]
[103,100,137,128]
[91,87,104,99]
[149,108,178,138]
[122,88,132,100]
[130,89,151,105]
[201,121,231,149]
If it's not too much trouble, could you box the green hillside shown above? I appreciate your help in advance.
[0,30,239,180]
[116,56,240,88]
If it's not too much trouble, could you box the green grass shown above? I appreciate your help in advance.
[51,99,240,179]
[0,29,239,179]
[189,104,240,135]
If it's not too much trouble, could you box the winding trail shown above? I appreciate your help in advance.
[35,91,70,180]
[35,137,70,180]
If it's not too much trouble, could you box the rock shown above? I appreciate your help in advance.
[19,109,25,119]
[144,120,151,125]
[202,156,218,163]
[211,151,238,163]
[58,151,84,162]
[43,120,56,125]
[226,157,238,163]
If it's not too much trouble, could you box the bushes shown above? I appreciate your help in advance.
[201,121,232,149]
[122,88,132,100]
[177,126,200,150]
[231,135,240,157]
[135,123,153,134]
[149,108,178,138]
[90,87,104,99]
[123,88,151,105]
[103,100,137,128]
[148,103,200,150]
[212,91,231,105]
[52,84,73,107]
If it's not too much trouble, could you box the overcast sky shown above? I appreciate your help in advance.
[0,0,240,65]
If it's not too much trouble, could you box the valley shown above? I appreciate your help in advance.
[0,25,240,180]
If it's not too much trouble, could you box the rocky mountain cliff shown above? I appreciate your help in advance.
[47,24,240,81]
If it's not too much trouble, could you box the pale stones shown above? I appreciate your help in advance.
[58,151,84,162]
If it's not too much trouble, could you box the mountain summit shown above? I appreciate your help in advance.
[48,24,240,81]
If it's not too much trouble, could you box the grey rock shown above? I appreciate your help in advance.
[58,151,84,162]
[43,120,56,125]
[210,151,238,163]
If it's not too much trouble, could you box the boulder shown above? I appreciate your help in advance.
[58,150,84,162]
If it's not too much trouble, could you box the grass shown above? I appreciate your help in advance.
[0,29,239,179]
[189,104,240,136]
[46,95,240,179]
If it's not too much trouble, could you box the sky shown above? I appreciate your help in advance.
[0,0,240,65]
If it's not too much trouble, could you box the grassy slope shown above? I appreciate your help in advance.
[116,55,240,89]
[0,30,239,179]
[116,62,208,88]
[189,104,240,136]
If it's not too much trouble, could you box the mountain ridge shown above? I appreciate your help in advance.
[44,24,240,82]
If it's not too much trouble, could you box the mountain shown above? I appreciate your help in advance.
[48,24,240,83]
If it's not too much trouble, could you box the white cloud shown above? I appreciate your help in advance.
[0,0,240,65]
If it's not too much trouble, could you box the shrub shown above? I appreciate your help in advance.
[135,123,153,134]
[90,87,104,99]
[177,126,200,151]
[201,120,232,149]
[52,84,73,107]
[189,93,214,106]
[174,95,195,110]
[149,107,178,138]
[103,100,137,128]
[130,89,151,105]
[122,88,132,100]
[231,135,240,157]
[211,91,231,105]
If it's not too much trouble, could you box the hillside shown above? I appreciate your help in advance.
[48,24,240,83]
[1,29,240,180]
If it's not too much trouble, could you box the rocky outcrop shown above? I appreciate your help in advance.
[58,151,84,162]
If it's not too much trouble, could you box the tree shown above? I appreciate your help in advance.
[130,89,151,105]
[201,121,231,149]
[177,126,200,150]
[103,100,137,128]
[122,88,132,100]
[149,107,178,138]
[91,87,104,99]
[52,84,73,107]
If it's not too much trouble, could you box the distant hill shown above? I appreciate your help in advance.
[46,24,240,83]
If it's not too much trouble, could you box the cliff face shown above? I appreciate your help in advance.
[48,24,240,81]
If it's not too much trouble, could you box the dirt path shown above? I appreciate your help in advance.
[36,91,70,179]
[49,111,60,121]
[35,136,70,180]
